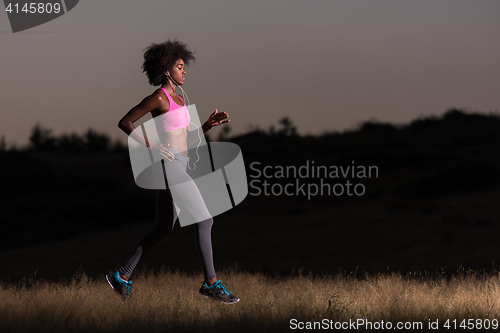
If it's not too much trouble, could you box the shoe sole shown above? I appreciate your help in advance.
[199,290,240,304]
[106,274,116,291]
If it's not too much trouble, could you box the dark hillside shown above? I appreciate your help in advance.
[2,108,500,280]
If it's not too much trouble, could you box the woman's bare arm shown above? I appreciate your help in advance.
[186,109,230,146]
[118,92,174,160]
[118,93,166,148]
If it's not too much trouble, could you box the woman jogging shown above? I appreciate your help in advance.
[106,40,239,304]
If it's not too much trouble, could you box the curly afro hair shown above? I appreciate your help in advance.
[142,40,196,86]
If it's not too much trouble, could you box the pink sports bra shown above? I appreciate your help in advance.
[154,87,191,133]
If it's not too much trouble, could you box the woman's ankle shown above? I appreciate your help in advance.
[119,273,129,282]
[206,277,217,286]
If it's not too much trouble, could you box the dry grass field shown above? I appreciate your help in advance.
[1,267,500,332]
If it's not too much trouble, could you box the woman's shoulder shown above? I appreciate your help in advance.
[149,88,170,117]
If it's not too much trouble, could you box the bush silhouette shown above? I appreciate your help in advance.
[27,124,114,153]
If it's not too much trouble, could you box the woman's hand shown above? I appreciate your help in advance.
[206,109,230,128]
[150,143,175,162]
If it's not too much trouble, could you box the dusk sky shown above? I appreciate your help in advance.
[1,0,499,147]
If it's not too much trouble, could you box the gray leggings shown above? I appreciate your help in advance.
[119,149,215,280]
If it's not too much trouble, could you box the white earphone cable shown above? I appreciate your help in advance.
[167,73,202,170]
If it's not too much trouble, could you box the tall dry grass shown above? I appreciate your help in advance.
[1,266,500,332]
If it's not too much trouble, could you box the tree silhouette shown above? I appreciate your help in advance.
[85,128,111,151]
[29,123,56,150]
[218,125,232,141]
[27,124,114,153]
[278,116,297,136]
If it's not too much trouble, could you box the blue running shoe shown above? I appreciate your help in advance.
[199,280,240,304]
[106,271,132,301]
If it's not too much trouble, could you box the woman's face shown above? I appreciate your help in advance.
[167,58,186,85]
